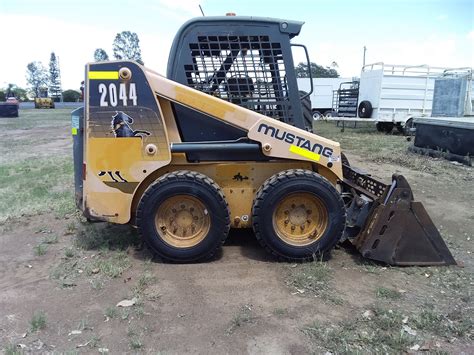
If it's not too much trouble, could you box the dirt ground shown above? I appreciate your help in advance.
[0,110,472,354]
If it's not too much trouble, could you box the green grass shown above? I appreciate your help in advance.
[0,156,74,222]
[3,343,22,355]
[287,260,343,304]
[75,222,139,251]
[227,305,255,334]
[0,108,72,130]
[313,121,471,179]
[375,286,402,300]
[104,306,119,319]
[302,307,413,354]
[87,251,131,278]
[30,310,47,332]
[33,243,47,256]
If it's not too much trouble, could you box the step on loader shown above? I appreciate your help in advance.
[72,16,455,265]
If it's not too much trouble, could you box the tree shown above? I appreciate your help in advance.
[3,84,28,101]
[295,62,339,78]
[49,52,62,101]
[62,89,81,102]
[26,62,48,98]
[94,48,109,61]
[112,31,143,64]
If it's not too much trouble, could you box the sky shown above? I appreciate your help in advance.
[0,0,473,91]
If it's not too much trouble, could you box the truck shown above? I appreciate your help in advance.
[297,77,353,119]
[329,63,461,134]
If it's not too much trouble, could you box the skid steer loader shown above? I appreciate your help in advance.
[72,16,456,265]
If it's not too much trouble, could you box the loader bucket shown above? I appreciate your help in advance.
[349,174,456,266]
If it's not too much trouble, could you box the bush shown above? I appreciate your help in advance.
[62,89,81,102]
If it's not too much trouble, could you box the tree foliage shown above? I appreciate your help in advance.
[49,52,62,100]
[1,84,29,101]
[94,48,109,61]
[112,31,143,64]
[26,62,48,98]
[295,62,339,78]
[62,89,81,102]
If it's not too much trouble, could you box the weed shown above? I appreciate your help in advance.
[88,251,130,278]
[90,278,104,290]
[375,286,402,300]
[33,243,47,256]
[42,235,59,244]
[77,318,92,331]
[272,308,287,317]
[65,221,77,235]
[287,260,341,304]
[30,310,47,332]
[75,222,138,251]
[227,305,254,334]
[133,271,156,296]
[105,306,118,319]
[64,247,75,258]
[128,327,144,350]
[4,343,21,355]
[302,307,412,354]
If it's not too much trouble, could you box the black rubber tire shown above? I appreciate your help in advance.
[312,110,322,120]
[376,122,394,134]
[252,169,346,261]
[136,170,230,262]
[299,90,313,132]
[404,118,414,136]
[358,100,373,118]
[341,152,350,166]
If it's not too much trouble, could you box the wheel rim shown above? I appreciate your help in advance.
[313,112,321,120]
[155,195,210,248]
[272,192,329,246]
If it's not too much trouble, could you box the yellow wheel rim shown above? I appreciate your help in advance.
[272,192,328,246]
[155,195,210,248]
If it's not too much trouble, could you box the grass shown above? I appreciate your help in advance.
[87,251,131,278]
[30,310,47,332]
[33,243,47,256]
[302,307,413,354]
[3,343,21,355]
[75,221,138,251]
[227,305,255,334]
[127,327,144,350]
[0,109,74,223]
[105,306,119,319]
[313,121,472,180]
[287,260,343,304]
[0,156,74,222]
[42,234,59,244]
[375,286,402,300]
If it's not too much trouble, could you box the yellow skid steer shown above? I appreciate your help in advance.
[72,16,455,265]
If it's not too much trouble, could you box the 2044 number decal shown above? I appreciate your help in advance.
[98,83,137,107]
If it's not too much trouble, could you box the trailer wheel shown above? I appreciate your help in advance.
[137,171,230,262]
[299,90,313,132]
[358,100,373,118]
[312,110,322,120]
[376,122,394,134]
[252,169,346,261]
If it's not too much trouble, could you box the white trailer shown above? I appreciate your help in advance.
[297,77,353,119]
[330,63,458,133]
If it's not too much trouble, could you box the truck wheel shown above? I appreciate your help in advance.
[299,90,313,132]
[137,171,230,262]
[358,100,372,118]
[252,169,345,261]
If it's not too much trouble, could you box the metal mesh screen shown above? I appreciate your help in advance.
[184,35,291,120]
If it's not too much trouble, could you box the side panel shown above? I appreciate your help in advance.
[84,62,171,223]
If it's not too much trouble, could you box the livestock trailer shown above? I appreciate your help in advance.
[329,63,460,134]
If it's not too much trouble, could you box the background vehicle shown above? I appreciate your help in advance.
[34,88,55,109]
[297,77,353,119]
[329,63,458,134]
[73,16,455,266]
